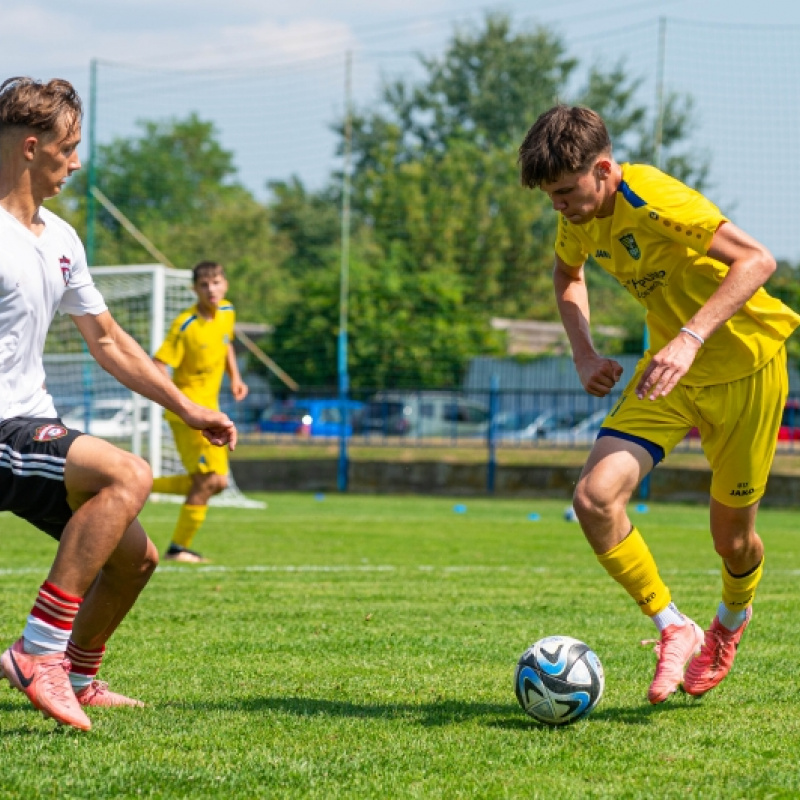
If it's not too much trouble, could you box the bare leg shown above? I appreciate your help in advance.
[70,518,158,650]
[709,498,763,574]
[49,434,154,609]
[572,436,654,552]
[186,471,228,506]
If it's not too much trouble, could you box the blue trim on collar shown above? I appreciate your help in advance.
[618,180,646,209]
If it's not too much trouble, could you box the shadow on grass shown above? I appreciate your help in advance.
[165,693,706,730]
[0,698,81,737]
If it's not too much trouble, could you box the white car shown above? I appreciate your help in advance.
[61,397,150,439]
[549,409,610,446]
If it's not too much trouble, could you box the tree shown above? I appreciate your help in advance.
[54,115,295,329]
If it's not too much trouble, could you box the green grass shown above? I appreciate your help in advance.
[2,494,800,799]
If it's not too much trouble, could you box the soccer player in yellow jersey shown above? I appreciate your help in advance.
[152,261,249,563]
[518,105,800,704]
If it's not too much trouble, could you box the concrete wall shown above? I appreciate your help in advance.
[231,459,800,507]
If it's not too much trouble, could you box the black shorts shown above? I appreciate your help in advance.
[0,417,84,541]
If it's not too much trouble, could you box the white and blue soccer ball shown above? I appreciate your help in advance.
[514,635,604,726]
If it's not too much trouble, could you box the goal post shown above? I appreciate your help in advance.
[43,263,265,509]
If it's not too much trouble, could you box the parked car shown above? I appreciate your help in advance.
[549,409,610,446]
[258,398,364,438]
[778,399,800,440]
[356,391,490,438]
[494,408,591,441]
[61,397,150,438]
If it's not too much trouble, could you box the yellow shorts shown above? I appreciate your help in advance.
[600,347,788,507]
[169,419,229,476]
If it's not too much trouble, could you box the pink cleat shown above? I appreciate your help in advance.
[647,618,704,704]
[74,680,144,708]
[0,638,91,731]
[684,607,752,697]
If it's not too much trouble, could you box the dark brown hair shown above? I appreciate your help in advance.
[0,77,82,139]
[192,260,225,283]
[518,105,611,188]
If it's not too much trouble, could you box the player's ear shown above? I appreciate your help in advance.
[594,157,612,180]
[22,135,39,161]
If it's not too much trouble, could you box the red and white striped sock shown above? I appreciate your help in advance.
[66,640,106,691]
[21,581,82,656]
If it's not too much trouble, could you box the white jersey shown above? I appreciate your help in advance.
[0,205,107,421]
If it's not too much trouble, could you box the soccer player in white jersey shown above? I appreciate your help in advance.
[0,76,237,732]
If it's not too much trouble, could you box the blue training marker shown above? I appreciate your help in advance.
[635,503,649,513]
[314,493,325,501]
[528,512,540,521]
[453,504,467,514]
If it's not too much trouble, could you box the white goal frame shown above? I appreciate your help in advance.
[43,263,265,509]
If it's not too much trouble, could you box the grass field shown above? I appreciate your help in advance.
[2,494,799,799]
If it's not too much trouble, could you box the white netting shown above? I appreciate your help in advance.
[44,264,266,509]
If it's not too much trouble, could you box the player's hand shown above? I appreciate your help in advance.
[575,355,623,397]
[231,380,249,402]
[636,333,702,401]
[184,407,238,450]
[202,420,237,450]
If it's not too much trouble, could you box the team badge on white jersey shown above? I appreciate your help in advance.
[33,424,68,442]
[59,255,71,286]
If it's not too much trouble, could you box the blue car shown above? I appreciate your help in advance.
[258,398,364,438]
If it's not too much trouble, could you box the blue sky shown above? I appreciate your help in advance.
[3,0,800,259]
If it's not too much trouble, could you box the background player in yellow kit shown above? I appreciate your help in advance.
[518,105,800,704]
[152,260,248,563]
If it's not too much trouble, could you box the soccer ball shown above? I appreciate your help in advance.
[514,636,604,726]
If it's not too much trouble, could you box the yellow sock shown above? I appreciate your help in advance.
[152,474,193,496]
[597,527,671,616]
[170,504,208,550]
[722,556,764,612]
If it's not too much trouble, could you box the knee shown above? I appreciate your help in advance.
[117,453,153,505]
[573,477,620,526]
[209,472,228,495]
[711,532,756,563]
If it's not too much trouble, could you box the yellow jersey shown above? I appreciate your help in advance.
[556,163,800,385]
[155,301,236,420]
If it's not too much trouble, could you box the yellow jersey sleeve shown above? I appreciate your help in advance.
[619,164,725,256]
[555,214,588,268]
[154,309,193,368]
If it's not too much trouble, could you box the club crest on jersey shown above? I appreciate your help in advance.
[619,234,641,260]
[59,255,72,286]
[33,424,68,442]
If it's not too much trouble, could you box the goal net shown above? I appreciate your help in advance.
[43,264,266,509]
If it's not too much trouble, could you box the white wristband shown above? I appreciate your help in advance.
[680,326,705,346]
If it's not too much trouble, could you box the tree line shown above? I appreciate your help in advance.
[49,13,798,390]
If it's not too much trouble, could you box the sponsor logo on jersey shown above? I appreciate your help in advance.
[619,233,641,260]
[625,270,667,299]
[594,249,611,259]
[59,255,72,286]
[730,482,755,498]
[33,424,68,442]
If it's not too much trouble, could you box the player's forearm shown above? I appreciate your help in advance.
[225,345,242,382]
[690,222,778,342]
[88,326,193,417]
[682,254,776,343]
[554,264,597,362]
